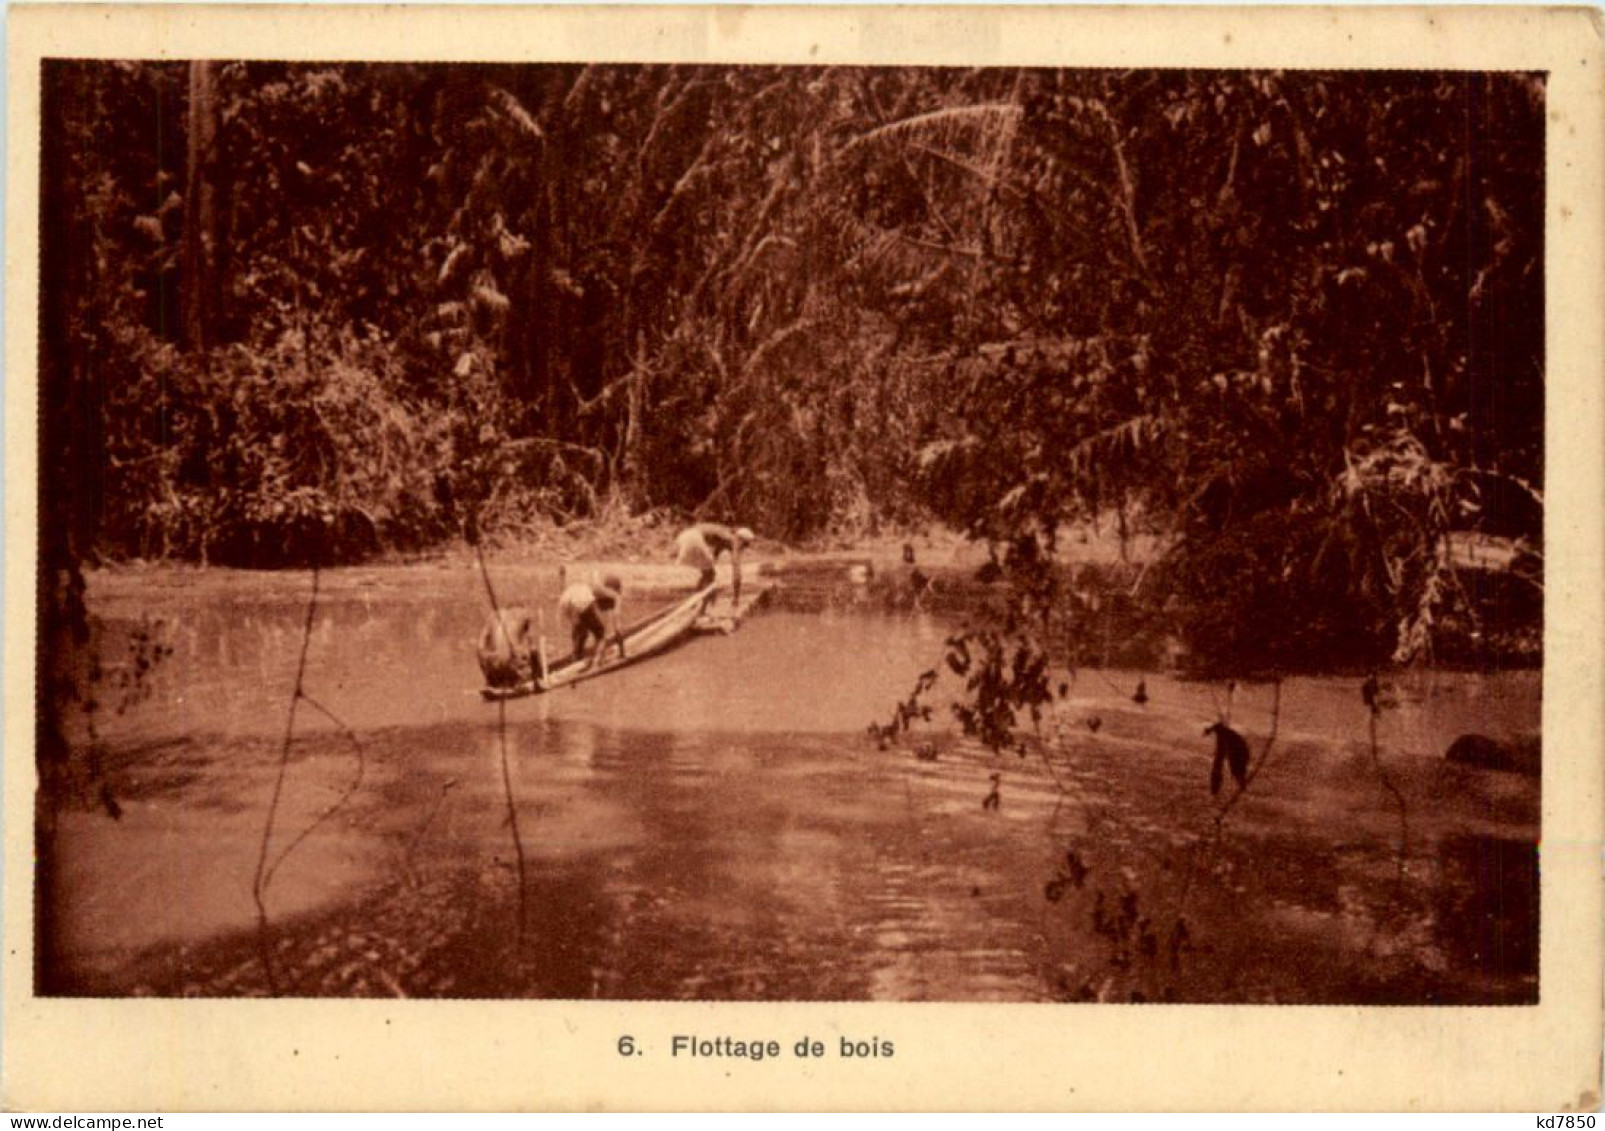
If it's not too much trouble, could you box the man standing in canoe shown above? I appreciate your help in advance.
[674,522,754,602]
[559,572,625,670]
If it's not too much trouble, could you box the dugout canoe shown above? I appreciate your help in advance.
[480,583,719,701]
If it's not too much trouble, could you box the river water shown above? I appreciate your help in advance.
[47,560,1540,1002]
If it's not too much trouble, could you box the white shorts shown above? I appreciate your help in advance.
[674,528,716,572]
[557,582,596,627]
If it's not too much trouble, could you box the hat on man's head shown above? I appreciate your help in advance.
[734,527,755,546]
[600,572,624,596]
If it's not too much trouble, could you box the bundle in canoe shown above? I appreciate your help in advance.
[481,583,718,701]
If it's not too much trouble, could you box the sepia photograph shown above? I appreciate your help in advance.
[33,53,1548,1004]
[6,3,1602,1113]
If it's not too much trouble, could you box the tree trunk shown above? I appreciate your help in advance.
[620,332,648,508]
[181,61,219,352]
[36,61,97,992]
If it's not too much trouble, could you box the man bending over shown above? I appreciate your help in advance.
[674,523,754,603]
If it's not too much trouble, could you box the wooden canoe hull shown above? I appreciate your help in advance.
[480,584,718,701]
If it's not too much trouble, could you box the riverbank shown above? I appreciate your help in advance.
[83,517,1539,678]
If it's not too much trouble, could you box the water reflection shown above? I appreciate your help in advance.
[60,567,1540,1001]
[87,568,1538,763]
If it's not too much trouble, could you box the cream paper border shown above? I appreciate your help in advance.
[5,5,1602,1112]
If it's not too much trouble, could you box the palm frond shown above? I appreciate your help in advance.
[487,86,543,141]
[1062,414,1166,481]
[846,103,1023,154]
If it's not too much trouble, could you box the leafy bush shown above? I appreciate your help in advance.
[102,326,456,565]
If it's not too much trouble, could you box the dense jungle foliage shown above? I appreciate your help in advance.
[41,64,1543,669]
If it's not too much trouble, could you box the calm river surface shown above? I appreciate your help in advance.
[49,560,1540,1003]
